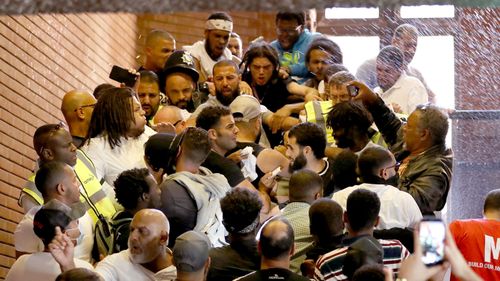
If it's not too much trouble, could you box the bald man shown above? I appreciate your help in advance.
[95,209,177,280]
[61,90,97,148]
[235,218,309,281]
[142,30,176,73]
[153,105,187,135]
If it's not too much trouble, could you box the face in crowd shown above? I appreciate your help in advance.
[205,29,230,59]
[276,18,302,50]
[138,81,161,119]
[213,64,241,106]
[286,136,308,172]
[165,73,195,110]
[250,57,275,86]
[147,38,176,71]
[128,96,147,137]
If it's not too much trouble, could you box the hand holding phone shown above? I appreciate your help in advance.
[419,217,446,266]
[109,65,139,87]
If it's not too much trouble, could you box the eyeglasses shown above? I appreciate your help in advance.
[276,25,301,35]
[74,103,96,112]
[38,122,68,155]
[384,162,401,173]
[172,119,183,127]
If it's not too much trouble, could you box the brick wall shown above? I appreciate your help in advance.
[0,13,137,279]
[136,12,276,64]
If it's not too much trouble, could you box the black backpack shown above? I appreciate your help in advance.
[93,211,132,260]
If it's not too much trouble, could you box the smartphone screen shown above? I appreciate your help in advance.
[419,219,446,266]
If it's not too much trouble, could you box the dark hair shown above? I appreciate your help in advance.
[415,104,449,146]
[484,189,500,213]
[332,150,358,191]
[346,189,380,232]
[327,101,373,133]
[241,42,280,84]
[196,106,232,131]
[221,187,263,234]
[213,59,240,75]
[305,37,343,64]
[35,161,68,200]
[259,217,295,259]
[92,83,115,100]
[289,169,323,202]
[56,268,103,281]
[114,168,151,210]
[309,198,344,243]
[181,127,211,164]
[139,70,159,84]
[33,208,71,246]
[357,146,393,181]
[288,122,326,159]
[87,87,137,149]
[351,264,386,281]
[208,12,233,22]
[33,123,65,157]
[275,11,305,26]
[377,45,404,70]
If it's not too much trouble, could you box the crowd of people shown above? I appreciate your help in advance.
[6,9,498,281]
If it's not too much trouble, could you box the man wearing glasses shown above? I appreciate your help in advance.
[270,11,320,83]
[61,90,97,148]
[349,80,452,217]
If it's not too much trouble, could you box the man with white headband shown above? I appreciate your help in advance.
[184,12,237,82]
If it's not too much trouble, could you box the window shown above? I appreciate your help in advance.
[327,36,380,74]
[400,5,455,18]
[325,7,379,19]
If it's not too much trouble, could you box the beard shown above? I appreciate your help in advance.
[385,174,399,187]
[216,87,240,106]
[288,152,307,173]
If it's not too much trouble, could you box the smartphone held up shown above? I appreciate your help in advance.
[419,217,446,266]
[109,65,138,87]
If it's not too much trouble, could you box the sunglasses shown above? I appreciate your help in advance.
[74,103,96,112]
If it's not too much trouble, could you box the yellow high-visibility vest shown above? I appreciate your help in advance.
[21,150,116,223]
[304,100,388,148]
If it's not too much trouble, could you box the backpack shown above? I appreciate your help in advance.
[92,211,132,260]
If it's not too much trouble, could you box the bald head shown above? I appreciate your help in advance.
[61,90,96,139]
[259,218,294,260]
[61,90,96,120]
[153,105,186,134]
[133,208,170,234]
[145,30,176,71]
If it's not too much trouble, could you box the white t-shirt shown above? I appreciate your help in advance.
[14,206,94,262]
[82,126,156,188]
[184,40,232,80]
[5,252,93,281]
[332,183,423,229]
[375,73,428,115]
[96,249,177,281]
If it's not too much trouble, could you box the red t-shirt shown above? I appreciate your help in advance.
[449,219,500,281]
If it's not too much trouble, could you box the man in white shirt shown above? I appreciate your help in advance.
[14,161,94,262]
[7,208,93,281]
[82,87,156,189]
[183,12,236,82]
[95,209,176,281]
[375,46,428,115]
[332,145,422,230]
[356,24,436,103]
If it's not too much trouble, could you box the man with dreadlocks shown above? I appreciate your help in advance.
[82,87,156,198]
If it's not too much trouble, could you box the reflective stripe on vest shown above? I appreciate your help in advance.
[21,151,116,222]
[305,100,388,148]
[305,100,335,145]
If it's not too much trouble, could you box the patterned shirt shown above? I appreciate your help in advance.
[314,238,409,281]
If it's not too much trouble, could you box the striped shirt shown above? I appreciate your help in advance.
[314,239,409,281]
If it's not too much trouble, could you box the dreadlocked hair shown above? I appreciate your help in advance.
[87,87,136,149]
